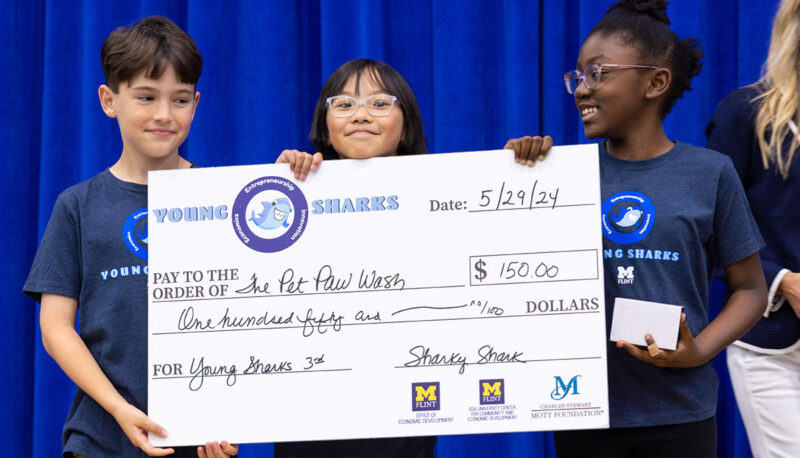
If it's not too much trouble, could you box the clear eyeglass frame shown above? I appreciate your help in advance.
[325,94,399,117]
[563,63,659,94]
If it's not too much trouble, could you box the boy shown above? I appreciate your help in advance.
[24,16,237,458]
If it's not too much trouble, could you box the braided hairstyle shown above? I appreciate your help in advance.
[589,0,703,117]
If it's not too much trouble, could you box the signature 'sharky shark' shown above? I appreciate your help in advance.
[249,198,293,230]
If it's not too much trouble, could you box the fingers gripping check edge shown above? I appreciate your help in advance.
[504,135,554,166]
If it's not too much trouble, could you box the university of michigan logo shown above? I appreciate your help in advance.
[123,207,148,260]
[231,176,308,253]
[550,375,581,400]
[479,379,505,405]
[617,266,635,285]
[412,382,440,411]
[601,191,655,245]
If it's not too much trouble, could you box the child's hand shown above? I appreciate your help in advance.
[504,136,553,166]
[111,402,174,456]
[276,149,323,181]
[197,440,239,457]
[615,314,705,368]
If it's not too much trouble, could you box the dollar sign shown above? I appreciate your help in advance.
[474,259,487,282]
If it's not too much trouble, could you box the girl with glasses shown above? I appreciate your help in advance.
[276,58,428,179]
[706,0,800,456]
[273,58,435,458]
[506,0,767,456]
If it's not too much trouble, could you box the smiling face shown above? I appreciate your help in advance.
[573,33,656,140]
[326,73,405,160]
[99,65,199,163]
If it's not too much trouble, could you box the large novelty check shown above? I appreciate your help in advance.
[148,147,608,446]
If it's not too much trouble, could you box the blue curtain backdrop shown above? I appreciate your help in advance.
[1,0,780,456]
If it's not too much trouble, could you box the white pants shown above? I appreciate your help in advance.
[727,344,800,458]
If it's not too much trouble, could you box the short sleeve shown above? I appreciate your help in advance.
[23,193,82,303]
[712,159,765,266]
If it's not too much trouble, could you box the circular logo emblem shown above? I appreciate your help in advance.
[231,176,309,252]
[601,191,655,245]
[123,207,149,260]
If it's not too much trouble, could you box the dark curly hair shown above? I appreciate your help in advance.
[589,0,703,117]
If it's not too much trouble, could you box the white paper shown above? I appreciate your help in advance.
[609,297,682,350]
[147,147,608,446]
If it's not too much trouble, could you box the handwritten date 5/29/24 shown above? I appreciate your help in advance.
[479,180,559,210]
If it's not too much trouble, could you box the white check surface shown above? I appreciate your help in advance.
[148,147,608,445]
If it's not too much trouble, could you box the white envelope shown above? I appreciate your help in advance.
[609,297,682,350]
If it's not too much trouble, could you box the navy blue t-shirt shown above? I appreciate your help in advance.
[24,169,198,457]
[598,141,763,427]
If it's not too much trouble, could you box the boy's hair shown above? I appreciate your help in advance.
[590,0,703,117]
[310,58,429,160]
[101,16,202,93]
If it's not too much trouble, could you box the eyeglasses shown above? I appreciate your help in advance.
[325,94,399,117]
[563,63,659,94]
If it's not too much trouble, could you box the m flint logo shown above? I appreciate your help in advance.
[480,379,505,405]
[412,382,440,411]
[617,266,634,285]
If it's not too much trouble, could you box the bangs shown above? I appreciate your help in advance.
[350,65,391,96]
[141,45,200,87]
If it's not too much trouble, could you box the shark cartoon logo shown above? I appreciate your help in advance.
[123,207,149,260]
[249,198,293,230]
[601,191,655,245]
[232,176,309,253]
[134,217,148,245]
[612,206,643,228]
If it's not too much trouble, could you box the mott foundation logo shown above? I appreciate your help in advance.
[551,375,581,400]
[480,379,505,405]
[231,176,308,253]
[412,382,440,411]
